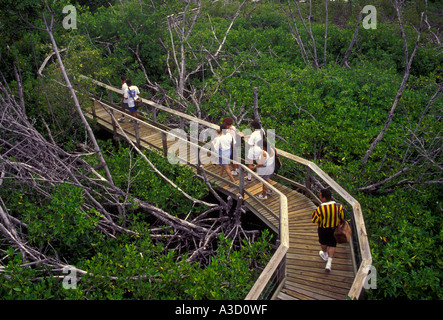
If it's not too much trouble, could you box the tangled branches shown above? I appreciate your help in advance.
[0,75,258,282]
[156,168,259,265]
[0,2,260,280]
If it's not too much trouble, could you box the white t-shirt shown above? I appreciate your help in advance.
[125,85,140,108]
[121,83,129,103]
[212,133,233,151]
[246,129,263,160]
[257,149,275,176]
[226,125,237,145]
[247,129,262,147]
[248,145,262,161]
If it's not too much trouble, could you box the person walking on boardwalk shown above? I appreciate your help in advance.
[212,124,236,183]
[254,138,275,200]
[118,75,129,122]
[124,79,140,121]
[222,117,240,176]
[312,188,345,272]
[244,120,263,182]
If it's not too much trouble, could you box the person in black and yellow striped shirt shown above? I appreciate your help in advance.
[312,188,344,272]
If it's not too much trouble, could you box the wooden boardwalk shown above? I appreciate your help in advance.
[86,98,356,300]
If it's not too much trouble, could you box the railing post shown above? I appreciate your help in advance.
[277,254,285,287]
[111,111,117,138]
[161,131,168,157]
[239,166,245,198]
[197,148,202,175]
[306,166,312,190]
[91,100,96,119]
[153,108,158,123]
[108,90,114,104]
[107,90,119,138]
[134,121,140,148]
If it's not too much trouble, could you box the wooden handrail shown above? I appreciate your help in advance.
[275,151,372,299]
[245,245,288,300]
[80,75,218,130]
[84,77,371,300]
[89,95,290,301]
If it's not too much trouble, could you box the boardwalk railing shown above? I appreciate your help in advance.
[274,151,372,299]
[83,76,371,300]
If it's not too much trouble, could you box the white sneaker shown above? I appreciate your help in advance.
[257,194,267,200]
[118,117,125,122]
[231,170,238,176]
[325,259,332,272]
[319,251,328,261]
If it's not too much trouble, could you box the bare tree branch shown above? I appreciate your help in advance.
[41,4,115,186]
[340,9,364,68]
[362,1,425,168]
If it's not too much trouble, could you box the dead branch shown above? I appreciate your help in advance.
[1,75,259,270]
[164,0,247,118]
[340,9,364,68]
[294,0,319,68]
[104,105,217,208]
[0,3,262,276]
[361,1,425,168]
[41,4,115,186]
[279,0,310,66]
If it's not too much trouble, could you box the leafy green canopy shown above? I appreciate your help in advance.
[0,0,441,300]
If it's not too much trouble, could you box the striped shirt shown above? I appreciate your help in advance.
[312,201,344,228]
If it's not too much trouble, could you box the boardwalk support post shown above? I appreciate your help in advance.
[152,108,158,123]
[134,122,140,148]
[107,90,118,139]
[306,166,312,190]
[239,166,245,198]
[161,131,168,157]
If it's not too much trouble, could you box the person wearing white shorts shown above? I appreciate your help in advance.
[254,139,275,200]
[245,120,263,181]
[212,124,235,183]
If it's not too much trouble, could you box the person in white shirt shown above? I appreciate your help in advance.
[212,124,235,183]
[253,139,275,200]
[223,117,240,176]
[245,120,263,181]
[124,79,140,121]
[118,76,129,122]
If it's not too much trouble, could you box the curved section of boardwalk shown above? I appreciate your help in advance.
[282,205,355,300]
[205,163,355,300]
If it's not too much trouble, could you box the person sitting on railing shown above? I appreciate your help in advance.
[212,124,236,183]
[254,138,275,200]
[312,188,345,272]
[124,79,140,122]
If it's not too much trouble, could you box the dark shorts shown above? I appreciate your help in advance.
[121,102,129,110]
[128,106,137,113]
[318,227,337,247]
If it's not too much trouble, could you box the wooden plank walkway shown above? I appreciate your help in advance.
[86,100,355,300]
